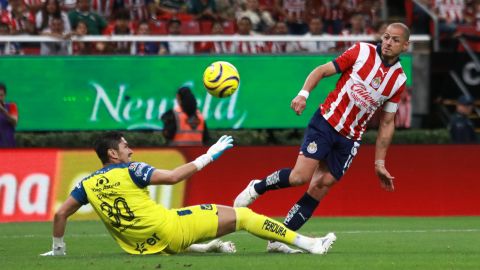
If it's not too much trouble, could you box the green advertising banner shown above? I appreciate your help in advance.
[1,55,411,131]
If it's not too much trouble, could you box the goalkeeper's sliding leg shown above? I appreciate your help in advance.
[217,205,336,254]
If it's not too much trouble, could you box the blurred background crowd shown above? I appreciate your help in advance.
[0,0,478,55]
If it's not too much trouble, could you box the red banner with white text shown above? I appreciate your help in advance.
[0,149,58,222]
[1,145,479,222]
[182,145,480,216]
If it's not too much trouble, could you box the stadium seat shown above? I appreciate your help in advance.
[149,20,167,35]
[222,20,236,34]
[200,20,213,34]
[181,20,200,35]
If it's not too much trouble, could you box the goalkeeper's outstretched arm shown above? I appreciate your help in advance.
[149,135,234,185]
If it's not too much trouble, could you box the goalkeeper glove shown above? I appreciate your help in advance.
[40,237,66,256]
[193,135,234,170]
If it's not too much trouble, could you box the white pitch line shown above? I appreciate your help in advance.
[0,233,110,239]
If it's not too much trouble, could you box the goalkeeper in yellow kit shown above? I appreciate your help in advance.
[41,132,336,256]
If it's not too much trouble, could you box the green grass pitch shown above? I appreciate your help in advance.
[1,217,479,270]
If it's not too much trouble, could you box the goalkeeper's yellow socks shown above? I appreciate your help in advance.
[235,207,315,250]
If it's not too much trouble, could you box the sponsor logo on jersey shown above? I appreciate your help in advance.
[96,176,110,187]
[307,141,317,154]
[91,181,120,192]
[200,204,213,210]
[350,83,379,113]
[262,220,287,237]
[128,162,139,171]
[135,163,147,177]
[135,233,161,254]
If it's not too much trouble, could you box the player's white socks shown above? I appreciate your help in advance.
[293,235,316,251]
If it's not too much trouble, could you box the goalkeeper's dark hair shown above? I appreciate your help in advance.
[177,86,197,118]
[94,131,124,164]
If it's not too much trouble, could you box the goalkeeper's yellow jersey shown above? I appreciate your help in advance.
[70,162,176,254]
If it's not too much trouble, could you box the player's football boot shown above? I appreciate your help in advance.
[233,179,261,207]
[267,241,303,254]
[310,232,337,255]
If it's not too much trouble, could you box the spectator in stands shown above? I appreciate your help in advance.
[63,0,77,11]
[24,0,45,14]
[232,16,266,53]
[36,0,71,33]
[214,0,238,21]
[268,20,299,53]
[2,0,36,34]
[434,0,466,30]
[448,94,478,144]
[433,0,466,50]
[131,21,160,55]
[0,22,22,55]
[104,8,135,55]
[305,0,344,35]
[72,20,94,55]
[161,86,209,146]
[196,20,233,53]
[372,20,388,43]
[235,0,275,33]
[338,12,372,50]
[189,0,219,21]
[40,16,72,55]
[124,0,150,22]
[68,0,107,35]
[298,17,336,53]
[280,0,308,35]
[153,0,190,21]
[0,83,18,148]
[159,18,194,54]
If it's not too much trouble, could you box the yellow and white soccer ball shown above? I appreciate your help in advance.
[203,61,240,98]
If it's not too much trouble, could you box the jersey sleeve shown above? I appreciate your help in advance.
[383,83,406,113]
[332,42,360,73]
[70,181,89,205]
[7,103,18,118]
[128,162,156,188]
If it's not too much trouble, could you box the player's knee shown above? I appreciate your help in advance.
[289,172,309,186]
[234,207,254,230]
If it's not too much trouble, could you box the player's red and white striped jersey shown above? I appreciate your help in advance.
[320,42,407,140]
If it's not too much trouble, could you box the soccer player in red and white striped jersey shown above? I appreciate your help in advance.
[234,22,410,253]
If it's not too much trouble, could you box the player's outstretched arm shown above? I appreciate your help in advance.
[291,62,337,116]
[375,111,396,191]
[149,135,234,185]
[40,196,82,256]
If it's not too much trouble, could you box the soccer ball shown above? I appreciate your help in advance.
[203,61,240,98]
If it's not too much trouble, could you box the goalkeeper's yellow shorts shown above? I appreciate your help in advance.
[164,204,219,253]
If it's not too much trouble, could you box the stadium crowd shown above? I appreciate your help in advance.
[0,0,478,55]
[0,0,388,55]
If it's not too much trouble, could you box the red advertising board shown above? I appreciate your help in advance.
[182,145,480,216]
[0,149,58,222]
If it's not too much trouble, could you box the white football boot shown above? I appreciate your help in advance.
[267,241,303,254]
[233,180,261,207]
[310,232,337,255]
